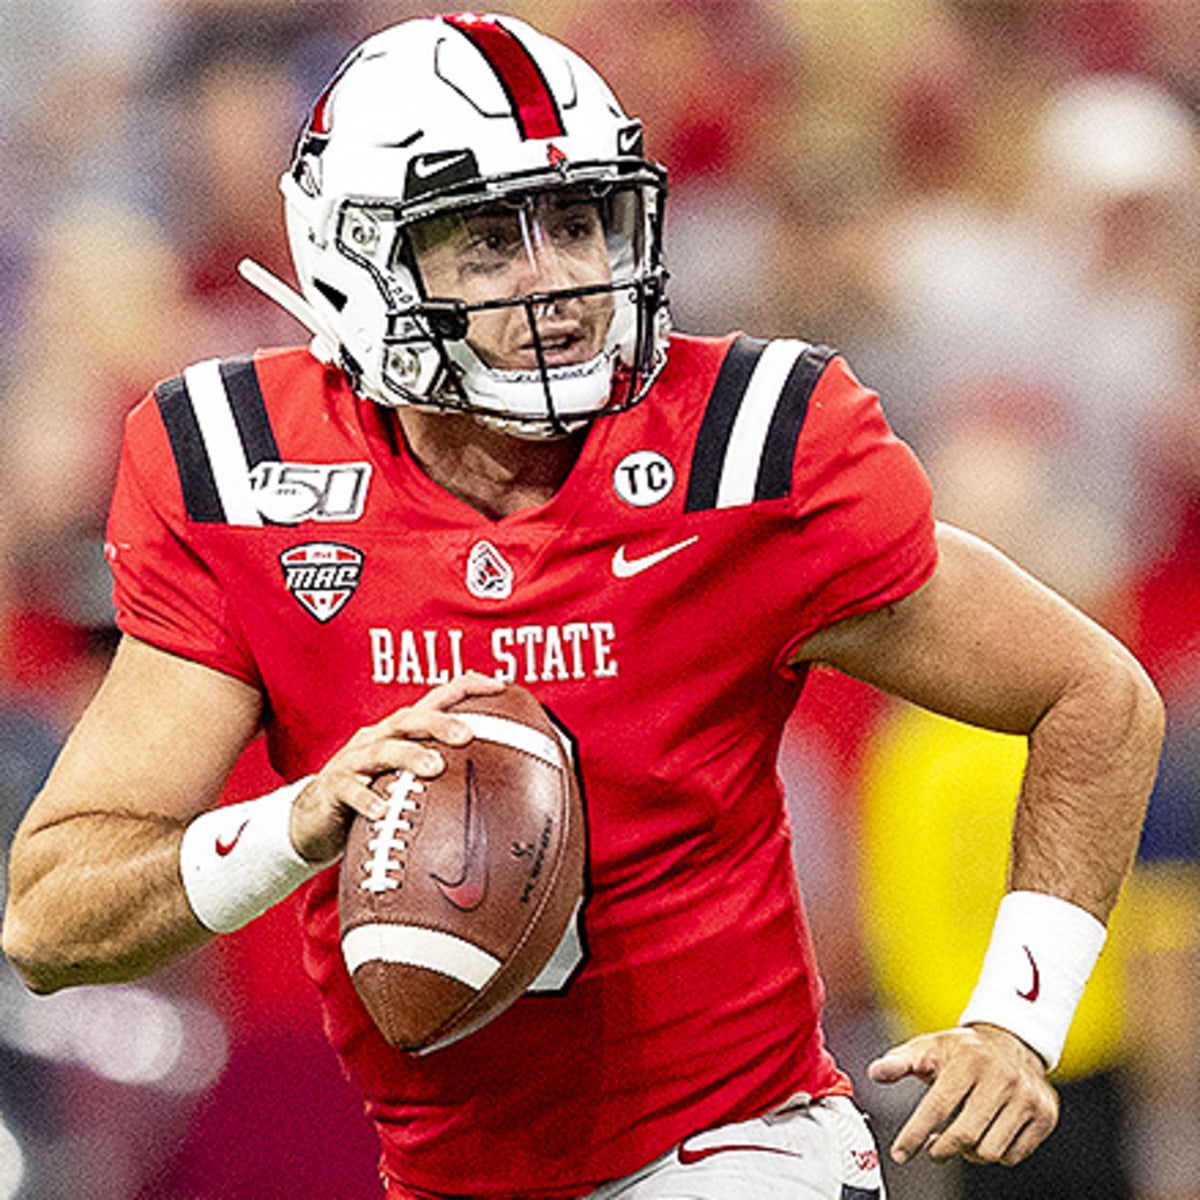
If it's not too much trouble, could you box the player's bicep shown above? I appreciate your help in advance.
[21,634,263,837]
[792,522,1125,736]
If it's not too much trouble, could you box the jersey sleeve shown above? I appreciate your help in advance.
[106,394,260,685]
[778,353,937,662]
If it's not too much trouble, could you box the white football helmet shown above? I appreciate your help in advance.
[254,12,670,437]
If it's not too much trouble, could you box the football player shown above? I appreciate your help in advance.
[2,13,1162,1200]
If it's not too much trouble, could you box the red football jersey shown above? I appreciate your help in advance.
[107,332,936,1198]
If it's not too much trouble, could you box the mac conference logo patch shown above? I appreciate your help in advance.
[281,542,363,622]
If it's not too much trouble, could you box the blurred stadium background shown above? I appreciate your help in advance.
[1,1,1198,1197]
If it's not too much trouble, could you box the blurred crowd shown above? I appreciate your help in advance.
[1,1,1198,1198]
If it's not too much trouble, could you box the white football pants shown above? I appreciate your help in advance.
[586,1095,885,1200]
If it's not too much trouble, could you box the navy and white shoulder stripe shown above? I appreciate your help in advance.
[155,356,280,525]
[684,336,835,513]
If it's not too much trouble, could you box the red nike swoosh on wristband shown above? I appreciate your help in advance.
[215,820,250,857]
[1016,944,1041,1002]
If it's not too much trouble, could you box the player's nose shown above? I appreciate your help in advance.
[517,239,579,293]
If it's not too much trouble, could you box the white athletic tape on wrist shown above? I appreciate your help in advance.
[958,890,1107,1071]
[179,776,328,933]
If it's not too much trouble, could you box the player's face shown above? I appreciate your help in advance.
[410,191,615,371]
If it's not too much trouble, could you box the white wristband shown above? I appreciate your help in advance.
[179,776,329,933]
[958,890,1107,1070]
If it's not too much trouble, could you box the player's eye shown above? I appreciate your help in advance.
[549,207,602,247]
[459,220,523,275]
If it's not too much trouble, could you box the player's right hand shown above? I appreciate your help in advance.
[288,671,506,864]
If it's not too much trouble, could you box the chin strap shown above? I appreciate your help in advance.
[237,257,340,365]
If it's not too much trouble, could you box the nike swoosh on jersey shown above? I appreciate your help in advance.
[431,760,488,911]
[1016,945,1041,1002]
[215,819,250,857]
[611,536,699,579]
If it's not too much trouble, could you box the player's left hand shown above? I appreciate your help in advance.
[867,1022,1058,1166]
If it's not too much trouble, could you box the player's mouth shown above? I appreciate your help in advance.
[530,327,590,366]
[504,321,601,369]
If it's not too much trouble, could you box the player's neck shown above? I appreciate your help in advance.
[395,409,586,520]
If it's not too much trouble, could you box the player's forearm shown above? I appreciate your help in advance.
[2,813,209,994]
[1008,644,1164,923]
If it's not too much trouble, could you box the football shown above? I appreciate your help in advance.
[338,684,585,1053]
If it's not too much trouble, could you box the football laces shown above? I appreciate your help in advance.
[361,773,424,893]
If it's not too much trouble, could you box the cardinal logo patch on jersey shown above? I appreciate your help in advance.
[281,542,364,622]
[466,540,513,600]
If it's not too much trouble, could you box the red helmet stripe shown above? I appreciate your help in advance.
[311,87,335,136]
[443,13,565,140]
[302,46,364,139]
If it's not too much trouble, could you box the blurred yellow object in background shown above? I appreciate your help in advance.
[859,702,1130,1080]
